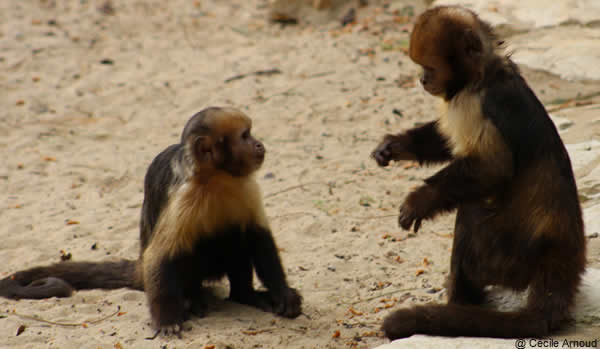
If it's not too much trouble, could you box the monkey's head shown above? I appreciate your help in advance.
[182,107,265,177]
[409,6,497,100]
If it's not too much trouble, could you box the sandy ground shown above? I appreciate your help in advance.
[1,1,599,348]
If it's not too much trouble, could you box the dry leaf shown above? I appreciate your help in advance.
[361,331,378,337]
[348,307,363,316]
[332,330,341,338]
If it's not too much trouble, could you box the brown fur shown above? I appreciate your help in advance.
[372,5,586,339]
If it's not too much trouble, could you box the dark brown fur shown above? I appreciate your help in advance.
[372,6,586,339]
[0,107,302,336]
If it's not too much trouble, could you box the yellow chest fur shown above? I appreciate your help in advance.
[150,175,269,257]
[437,93,504,157]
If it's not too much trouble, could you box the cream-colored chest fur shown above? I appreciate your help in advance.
[150,175,269,257]
[437,92,505,157]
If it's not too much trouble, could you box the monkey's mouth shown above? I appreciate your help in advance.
[423,85,444,97]
[255,152,265,167]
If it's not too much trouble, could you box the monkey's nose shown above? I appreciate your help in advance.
[255,142,265,155]
[419,75,427,86]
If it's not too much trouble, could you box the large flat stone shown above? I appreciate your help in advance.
[375,269,600,349]
[433,0,600,30]
[510,27,600,81]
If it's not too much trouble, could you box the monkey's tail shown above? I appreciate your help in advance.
[382,304,549,339]
[0,260,142,299]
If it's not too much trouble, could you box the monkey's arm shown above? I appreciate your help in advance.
[249,224,302,318]
[398,155,512,231]
[142,246,187,334]
[372,121,452,167]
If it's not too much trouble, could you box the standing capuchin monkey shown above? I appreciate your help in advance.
[0,107,302,337]
[371,6,586,339]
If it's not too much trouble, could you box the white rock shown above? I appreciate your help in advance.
[375,269,600,349]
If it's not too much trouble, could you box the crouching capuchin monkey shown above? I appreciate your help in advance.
[371,6,585,339]
[0,107,302,337]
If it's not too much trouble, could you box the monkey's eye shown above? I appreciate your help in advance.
[242,129,250,140]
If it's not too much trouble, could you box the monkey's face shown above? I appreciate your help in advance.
[217,126,265,177]
[409,30,454,97]
[409,7,489,100]
[187,108,266,177]
[417,64,451,97]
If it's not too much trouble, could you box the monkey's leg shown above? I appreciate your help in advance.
[372,121,452,167]
[227,256,273,312]
[249,225,302,318]
[446,263,486,305]
[526,254,582,332]
[447,209,486,305]
[183,279,209,318]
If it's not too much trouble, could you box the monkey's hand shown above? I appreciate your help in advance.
[372,134,416,167]
[398,186,437,232]
[273,287,303,318]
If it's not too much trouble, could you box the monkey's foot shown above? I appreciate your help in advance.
[145,323,183,340]
[186,297,208,318]
[272,287,302,318]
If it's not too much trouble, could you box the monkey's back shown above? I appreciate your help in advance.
[140,143,182,252]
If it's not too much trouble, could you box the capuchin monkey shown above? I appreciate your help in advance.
[0,107,302,337]
[371,6,586,339]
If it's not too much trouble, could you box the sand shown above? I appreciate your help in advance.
[1,1,599,348]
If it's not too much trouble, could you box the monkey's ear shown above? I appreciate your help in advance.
[193,136,214,160]
[462,29,483,56]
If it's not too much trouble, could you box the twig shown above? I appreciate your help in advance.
[287,326,309,333]
[180,18,199,50]
[241,327,277,335]
[225,69,282,83]
[259,83,302,102]
[303,71,336,79]
[264,182,327,199]
[269,212,318,220]
[347,288,418,305]
[342,214,397,220]
[10,305,121,327]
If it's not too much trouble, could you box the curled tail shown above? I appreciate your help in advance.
[0,260,142,299]
[383,304,549,339]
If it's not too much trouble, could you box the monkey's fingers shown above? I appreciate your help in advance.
[413,218,422,233]
[145,324,183,340]
[275,288,303,318]
[372,149,391,167]
[398,211,414,231]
